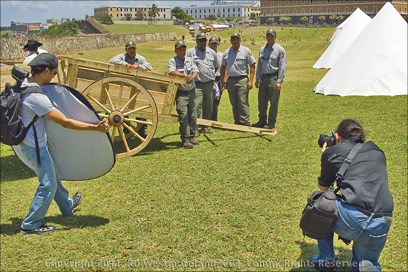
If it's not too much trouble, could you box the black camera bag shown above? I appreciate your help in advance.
[300,143,363,239]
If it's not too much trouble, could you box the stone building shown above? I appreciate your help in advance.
[182,0,260,21]
[94,5,172,21]
[259,0,407,24]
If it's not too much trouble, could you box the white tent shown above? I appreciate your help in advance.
[314,2,407,96]
[313,8,372,69]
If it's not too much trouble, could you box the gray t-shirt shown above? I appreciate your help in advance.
[19,79,55,148]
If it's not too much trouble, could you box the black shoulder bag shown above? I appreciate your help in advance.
[300,143,363,239]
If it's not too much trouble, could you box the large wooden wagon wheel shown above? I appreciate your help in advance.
[83,76,158,158]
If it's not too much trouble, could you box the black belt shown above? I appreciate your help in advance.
[354,206,392,218]
[196,80,214,84]
[262,73,278,77]
[228,75,247,79]
[178,88,195,94]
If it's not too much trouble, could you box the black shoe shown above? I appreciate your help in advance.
[21,224,55,235]
[252,122,266,128]
[263,124,274,129]
[72,192,82,209]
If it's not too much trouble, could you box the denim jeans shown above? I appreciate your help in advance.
[316,198,392,272]
[19,143,73,230]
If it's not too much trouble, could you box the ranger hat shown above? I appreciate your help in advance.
[23,40,42,52]
[175,40,186,49]
[125,41,136,49]
[28,53,58,69]
[196,33,207,40]
[231,32,241,39]
[266,29,277,36]
[209,36,218,44]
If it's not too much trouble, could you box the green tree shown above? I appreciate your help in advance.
[148,4,160,20]
[267,17,274,25]
[279,16,292,24]
[205,14,217,21]
[337,15,344,23]
[171,7,193,22]
[137,8,146,20]
[318,16,326,23]
[249,13,260,21]
[329,14,338,23]
[126,13,132,21]
[300,16,308,24]
[39,21,78,36]
[96,14,113,25]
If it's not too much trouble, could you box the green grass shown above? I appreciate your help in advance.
[1,26,407,271]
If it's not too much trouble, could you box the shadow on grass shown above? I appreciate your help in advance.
[0,154,36,182]
[289,240,353,272]
[138,130,274,153]
[1,214,109,236]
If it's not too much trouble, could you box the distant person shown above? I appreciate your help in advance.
[220,33,256,126]
[18,53,109,235]
[168,40,199,149]
[208,36,224,121]
[252,29,287,130]
[186,33,220,135]
[22,40,48,65]
[109,41,152,71]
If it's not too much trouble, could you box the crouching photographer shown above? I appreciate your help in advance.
[311,119,393,272]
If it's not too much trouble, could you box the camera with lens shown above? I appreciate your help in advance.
[318,131,336,148]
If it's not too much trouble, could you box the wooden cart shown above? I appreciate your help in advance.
[58,56,277,158]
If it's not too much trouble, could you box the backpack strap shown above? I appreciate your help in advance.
[20,86,45,167]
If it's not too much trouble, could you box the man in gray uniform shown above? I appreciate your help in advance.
[209,36,224,122]
[168,40,199,149]
[253,29,287,129]
[109,41,153,71]
[186,33,220,135]
[220,33,256,126]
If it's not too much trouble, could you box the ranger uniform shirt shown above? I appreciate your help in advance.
[186,47,220,83]
[256,42,287,83]
[221,45,256,77]
[109,53,153,71]
[168,56,198,91]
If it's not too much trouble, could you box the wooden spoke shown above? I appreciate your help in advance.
[120,90,140,112]
[83,76,158,158]
[87,95,112,113]
[123,104,151,116]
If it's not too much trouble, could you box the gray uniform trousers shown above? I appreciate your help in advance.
[258,74,280,128]
[176,90,197,142]
[195,81,214,130]
[227,76,250,126]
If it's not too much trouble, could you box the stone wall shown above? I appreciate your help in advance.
[0,32,178,61]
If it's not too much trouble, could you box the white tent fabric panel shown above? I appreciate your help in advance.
[313,8,372,69]
[314,3,407,96]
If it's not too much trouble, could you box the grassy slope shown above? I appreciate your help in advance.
[1,24,407,271]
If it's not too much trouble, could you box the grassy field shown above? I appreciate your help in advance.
[1,25,407,271]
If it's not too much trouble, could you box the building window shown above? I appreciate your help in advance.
[286,9,289,14]
[319,8,321,13]
[228,8,230,12]
[278,1,281,5]
[364,6,367,12]
[278,9,281,14]
[238,8,240,12]
[336,7,339,12]
[311,0,313,3]
[302,8,305,14]
[345,7,348,12]
[294,9,297,14]
[310,8,313,13]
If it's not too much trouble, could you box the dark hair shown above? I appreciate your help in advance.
[31,65,48,76]
[336,119,365,142]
